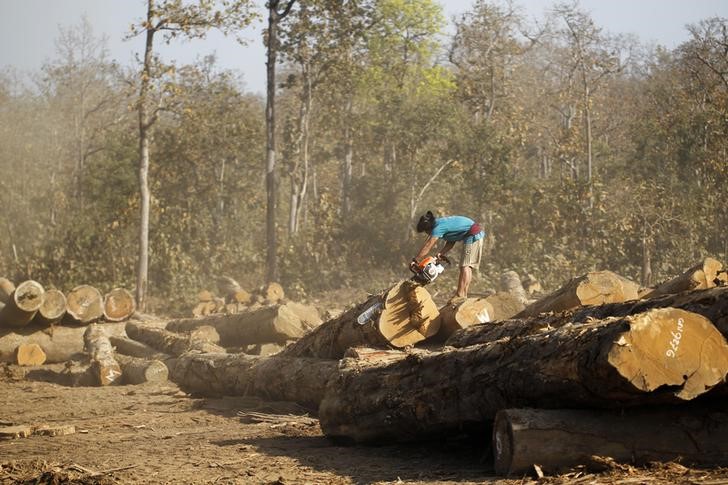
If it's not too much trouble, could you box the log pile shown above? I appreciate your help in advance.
[191,277,292,316]
[5,258,728,477]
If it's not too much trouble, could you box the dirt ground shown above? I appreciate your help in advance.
[2,373,728,485]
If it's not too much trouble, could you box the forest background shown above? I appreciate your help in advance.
[1,0,726,314]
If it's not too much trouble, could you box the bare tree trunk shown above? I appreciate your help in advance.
[265,1,281,283]
[135,0,155,311]
[341,96,353,218]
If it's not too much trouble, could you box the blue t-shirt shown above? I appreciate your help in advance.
[431,216,484,244]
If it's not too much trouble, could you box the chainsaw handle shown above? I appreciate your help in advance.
[436,253,451,266]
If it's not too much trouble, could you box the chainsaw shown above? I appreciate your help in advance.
[410,255,450,285]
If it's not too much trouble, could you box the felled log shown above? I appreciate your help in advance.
[319,308,728,443]
[642,257,724,299]
[167,304,309,347]
[516,271,640,318]
[125,321,224,356]
[170,352,337,408]
[0,280,44,327]
[484,292,525,320]
[285,301,323,329]
[448,286,728,348]
[521,274,542,296]
[32,289,67,326]
[115,354,169,384]
[263,282,285,303]
[65,285,104,323]
[103,288,135,322]
[500,271,529,305]
[493,406,728,476]
[435,297,493,341]
[83,323,122,386]
[15,343,46,366]
[109,335,169,360]
[0,277,15,303]
[0,322,127,363]
[280,280,439,359]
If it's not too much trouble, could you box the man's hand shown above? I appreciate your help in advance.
[409,258,419,272]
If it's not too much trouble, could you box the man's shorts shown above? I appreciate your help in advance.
[460,237,483,268]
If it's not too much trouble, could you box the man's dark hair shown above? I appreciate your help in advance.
[416,210,435,233]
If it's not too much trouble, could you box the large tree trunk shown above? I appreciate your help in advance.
[449,286,728,348]
[83,323,122,386]
[642,257,724,299]
[493,405,728,476]
[103,288,136,322]
[0,322,127,363]
[170,352,337,408]
[65,285,104,324]
[125,321,224,356]
[319,308,728,443]
[32,288,67,326]
[280,280,439,359]
[0,280,44,327]
[516,271,639,318]
[166,304,310,347]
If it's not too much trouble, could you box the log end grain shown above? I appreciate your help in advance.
[66,285,104,323]
[607,308,728,400]
[36,288,67,324]
[437,298,493,340]
[378,281,440,348]
[103,287,136,322]
[16,343,46,366]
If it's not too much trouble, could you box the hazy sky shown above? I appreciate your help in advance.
[1,0,727,95]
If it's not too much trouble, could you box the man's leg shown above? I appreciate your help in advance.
[456,265,472,297]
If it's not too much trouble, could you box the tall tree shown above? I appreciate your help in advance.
[130,0,256,310]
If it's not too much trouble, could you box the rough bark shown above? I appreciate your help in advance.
[319,308,728,443]
[642,257,724,299]
[33,288,67,326]
[15,343,46,366]
[125,321,224,356]
[103,288,136,322]
[166,304,307,346]
[0,322,127,363]
[280,280,439,359]
[517,271,639,318]
[0,280,44,327]
[170,352,337,408]
[83,323,122,386]
[115,354,169,385]
[493,406,728,476]
[435,297,493,341]
[448,286,728,348]
[65,285,104,324]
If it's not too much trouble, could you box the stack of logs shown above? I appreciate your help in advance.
[166,257,728,476]
[192,278,286,317]
[0,279,136,367]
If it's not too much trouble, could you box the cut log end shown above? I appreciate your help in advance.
[16,343,47,366]
[607,307,728,400]
[436,298,493,340]
[67,285,104,323]
[264,282,285,303]
[103,287,136,322]
[0,280,45,327]
[378,281,440,348]
[35,289,67,324]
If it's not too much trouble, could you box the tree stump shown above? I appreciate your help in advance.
[83,323,122,386]
[103,288,135,322]
[493,406,728,476]
[32,289,67,326]
[517,271,640,318]
[66,285,104,324]
[319,308,728,443]
[280,280,439,360]
[0,280,44,327]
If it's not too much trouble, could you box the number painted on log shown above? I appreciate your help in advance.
[665,318,685,358]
